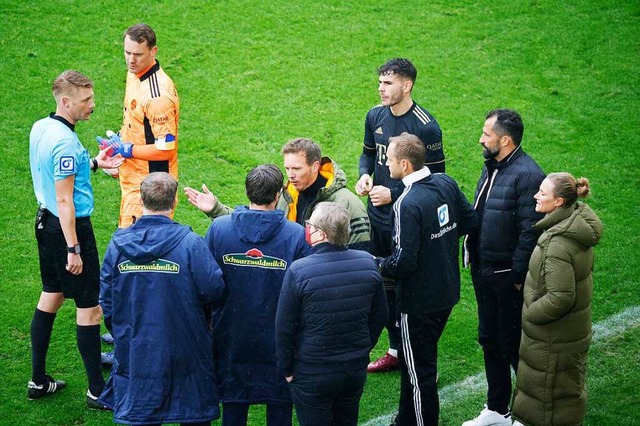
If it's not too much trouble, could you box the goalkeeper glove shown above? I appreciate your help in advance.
[96,131,134,158]
[110,141,134,158]
[96,136,115,157]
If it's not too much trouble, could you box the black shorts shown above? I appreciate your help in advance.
[35,208,100,309]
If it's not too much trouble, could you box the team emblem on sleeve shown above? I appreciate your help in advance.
[59,156,75,174]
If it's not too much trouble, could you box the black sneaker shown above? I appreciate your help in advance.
[86,390,111,411]
[27,375,66,400]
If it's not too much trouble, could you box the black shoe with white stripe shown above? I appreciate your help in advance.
[27,375,66,400]
[86,389,111,411]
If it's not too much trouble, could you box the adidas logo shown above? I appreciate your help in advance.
[375,126,383,134]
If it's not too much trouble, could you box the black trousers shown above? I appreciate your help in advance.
[397,309,452,426]
[288,370,366,426]
[472,272,523,414]
[371,225,401,350]
[222,402,292,426]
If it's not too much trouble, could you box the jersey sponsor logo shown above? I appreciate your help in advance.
[376,143,387,166]
[153,116,170,124]
[118,259,180,274]
[431,222,457,240]
[59,156,75,174]
[375,126,383,135]
[222,248,287,270]
[438,204,449,226]
[425,141,443,151]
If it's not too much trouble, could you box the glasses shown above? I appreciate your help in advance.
[304,220,324,234]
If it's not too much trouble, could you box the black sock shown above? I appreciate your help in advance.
[30,309,56,384]
[77,324,105,396]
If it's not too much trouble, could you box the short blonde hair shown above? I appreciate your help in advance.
[52,70,93,102]
[281,138,322,165]
[388,133,425,171]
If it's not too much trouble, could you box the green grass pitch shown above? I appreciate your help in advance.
[0,0,638,424]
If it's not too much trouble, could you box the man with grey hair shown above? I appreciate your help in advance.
[378,133,476,425]
[276,202,387,426]
[98,172,225,425]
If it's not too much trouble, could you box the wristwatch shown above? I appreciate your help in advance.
[67,244,81,254]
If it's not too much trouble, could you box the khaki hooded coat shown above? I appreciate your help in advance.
[512,202,603,426]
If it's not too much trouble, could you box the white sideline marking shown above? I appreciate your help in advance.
[592,306,640,340]
[361,306,640,426]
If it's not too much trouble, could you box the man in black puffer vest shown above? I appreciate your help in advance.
[462,109,545,426]
[275,202,387,426]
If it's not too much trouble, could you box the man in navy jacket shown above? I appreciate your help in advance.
[205,165,312,426]
[378,134,477,426]
[462,110,545,426]
[276,201,387,426]
[98,172,225,425]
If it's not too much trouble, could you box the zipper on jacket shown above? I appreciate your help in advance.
[485,169,499,204]
[463,169,499,267]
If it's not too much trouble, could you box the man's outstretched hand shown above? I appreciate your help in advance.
[184,184,217,213]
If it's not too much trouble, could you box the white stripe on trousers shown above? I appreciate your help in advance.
[401,313,424,426]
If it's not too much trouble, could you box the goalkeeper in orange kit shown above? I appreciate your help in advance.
[98,23,179,229]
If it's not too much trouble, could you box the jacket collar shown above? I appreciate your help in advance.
[138,60,160,81]
[49,113,75,131]
[312,242,348,254]
[402,166,431,187]
[485,145,524,170]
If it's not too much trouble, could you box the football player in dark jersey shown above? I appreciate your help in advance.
[356,58,445,374]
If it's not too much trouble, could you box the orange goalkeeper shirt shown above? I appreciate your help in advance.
[118,61,179,227]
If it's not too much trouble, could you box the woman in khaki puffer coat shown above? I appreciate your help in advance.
[512,173,603,426]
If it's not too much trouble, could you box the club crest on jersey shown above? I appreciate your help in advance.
[118,259,180,274]
[59,156,75,174]
[223,248,287,270]
[437,204,449,226]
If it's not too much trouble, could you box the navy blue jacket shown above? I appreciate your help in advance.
[205,206,311,404]
[465,146,545,284]
[99,215,225,425]
[380,170,477,315]
[276,243,388,377]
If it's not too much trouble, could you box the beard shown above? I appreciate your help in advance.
[482,145,501,160]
